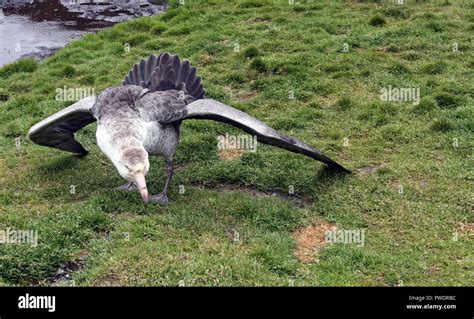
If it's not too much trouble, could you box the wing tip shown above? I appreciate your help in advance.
[27,125,40,143]
[75,149,89,157]
[328,162,351,174]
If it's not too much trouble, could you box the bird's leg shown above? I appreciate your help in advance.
[150,160,173,205]
[115,182,138,192]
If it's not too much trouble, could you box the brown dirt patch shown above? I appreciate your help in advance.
[413,177,430,190]
[293,220,337,263]
[113,211,137,219]
[94,274,121,286]
[458,223,474,239]
[236,90,258,100]
[357,164,384,176]
[218,148,246,160]
[46,250,89,286]
[217,133,257,160]
[199,53,214,66]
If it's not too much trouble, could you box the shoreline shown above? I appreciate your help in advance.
[0,1,166,66]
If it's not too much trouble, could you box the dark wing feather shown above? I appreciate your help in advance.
[27,96,96,155]
[177,99,349,172]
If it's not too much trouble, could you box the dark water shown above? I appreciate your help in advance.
[0,0,165,66]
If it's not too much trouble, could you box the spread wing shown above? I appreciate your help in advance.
[154,98,349,172]
[27,96,97,155]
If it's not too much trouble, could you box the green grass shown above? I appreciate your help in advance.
[0,0,472,286]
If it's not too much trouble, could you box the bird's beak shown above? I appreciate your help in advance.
[134,172,149,202]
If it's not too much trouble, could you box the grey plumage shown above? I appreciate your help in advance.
[122,53,205,99]
[28,96,96,155]
[28,53,349,204]
[182,99,348,171]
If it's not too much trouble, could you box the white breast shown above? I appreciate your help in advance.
[96,119,180,161]
[96,124,120,164]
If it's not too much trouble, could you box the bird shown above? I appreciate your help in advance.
[28,53,349,204]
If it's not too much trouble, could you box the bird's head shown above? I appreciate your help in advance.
[116,147,150,202]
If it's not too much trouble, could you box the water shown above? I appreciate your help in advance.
[0,1,165,67]
[0,9,87,66]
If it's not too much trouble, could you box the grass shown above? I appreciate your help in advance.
[0,0,472,286]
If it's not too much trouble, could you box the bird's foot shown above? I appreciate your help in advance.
[149,193,169,205]
[115,182,138,192]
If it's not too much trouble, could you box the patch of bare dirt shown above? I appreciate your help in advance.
[46,251,89,285]
[113,211,138,219]
[413,177,430,190]
[244,16,272,24]
[175,163,188,170]
[216,130,256,160]
[218,148,246,160]
[199,53,214,66]
[357,164,384,176]
[458,223,474,239]
[236,90,258,100]
[94,274,121,286]
[293,220,337,263]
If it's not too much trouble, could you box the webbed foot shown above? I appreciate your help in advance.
[115,182,137,192]
[150,193,169,205]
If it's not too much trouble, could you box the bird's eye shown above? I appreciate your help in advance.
[125,164,131,170]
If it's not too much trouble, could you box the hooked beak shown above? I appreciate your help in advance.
[134,171,149,202]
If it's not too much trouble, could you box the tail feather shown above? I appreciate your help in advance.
[122,53,206,99]
[177,60,190,85]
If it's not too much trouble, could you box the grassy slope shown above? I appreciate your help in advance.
[0,0,472,286]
